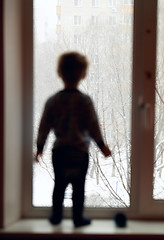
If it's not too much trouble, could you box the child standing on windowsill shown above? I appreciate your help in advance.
[35,51,111,227]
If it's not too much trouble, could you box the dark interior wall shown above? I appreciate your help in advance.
[0,0,4,228]
[0,0,24,227]
[0,0,33,228]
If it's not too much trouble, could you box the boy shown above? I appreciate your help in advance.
[35,52,111,227]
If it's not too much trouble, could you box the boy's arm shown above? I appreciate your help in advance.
[35,100,52,162]
[35,151,42,163]
[86,98,111,157]
[99,143,111,157]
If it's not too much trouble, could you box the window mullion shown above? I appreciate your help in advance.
[132,0,157,217]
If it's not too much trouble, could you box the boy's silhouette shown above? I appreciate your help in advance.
[35,52,111,227]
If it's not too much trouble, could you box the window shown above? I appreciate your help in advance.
[57,15,61,25]
[109,0,117,8]
[57,0,61,6]
[74,16,81,26]
[123,0,133,5]
[33,1,132,211]
[121,32,131,43]
[92,0,99,7]
[33,0,133,209]
[109,15,116,25]
[22,0,164,219]
[74,0,82,7]
[92,53,99,64]
[91,34,98,45]
[121,13,133,25]
[153,0,164,200]
[91,16,98,25]
[74,34,81,44]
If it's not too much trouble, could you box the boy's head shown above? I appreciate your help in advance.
[57,51,89,85]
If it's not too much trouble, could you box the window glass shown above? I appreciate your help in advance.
[153,0,164,200]
[33,0,134,208]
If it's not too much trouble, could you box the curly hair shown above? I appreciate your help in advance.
[57,51,89,83]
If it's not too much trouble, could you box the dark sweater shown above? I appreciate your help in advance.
[37,89,105,153]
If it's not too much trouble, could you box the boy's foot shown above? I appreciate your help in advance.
[74,217,91,227]
[49,215,62,225]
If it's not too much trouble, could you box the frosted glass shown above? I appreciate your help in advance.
[33,0,133,208]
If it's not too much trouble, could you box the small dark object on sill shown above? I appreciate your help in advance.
[114,212,127,227]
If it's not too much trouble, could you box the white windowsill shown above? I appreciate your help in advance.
[0,219,164,238]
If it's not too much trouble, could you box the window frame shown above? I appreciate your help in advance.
[22,0,164,220]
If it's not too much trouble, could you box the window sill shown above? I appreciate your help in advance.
[0,219,164,239]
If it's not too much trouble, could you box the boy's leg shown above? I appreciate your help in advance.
[72,176,91,226]
[50,148,68,224]
[71,152,91,227]
[50,177,67,224]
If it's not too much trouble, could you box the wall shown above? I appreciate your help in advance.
[0,0,33,227]
[0,0,4,228]
[3,0,23,227]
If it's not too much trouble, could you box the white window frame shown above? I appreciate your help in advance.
[22,0,164,220]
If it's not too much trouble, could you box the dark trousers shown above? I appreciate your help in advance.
[52,146,89,222]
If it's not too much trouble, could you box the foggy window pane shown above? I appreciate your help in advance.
[153,0,164,200]
[33,0,134,208]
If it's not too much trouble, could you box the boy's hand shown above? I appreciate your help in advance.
[101,145,111,157]
[35,151,42,163]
